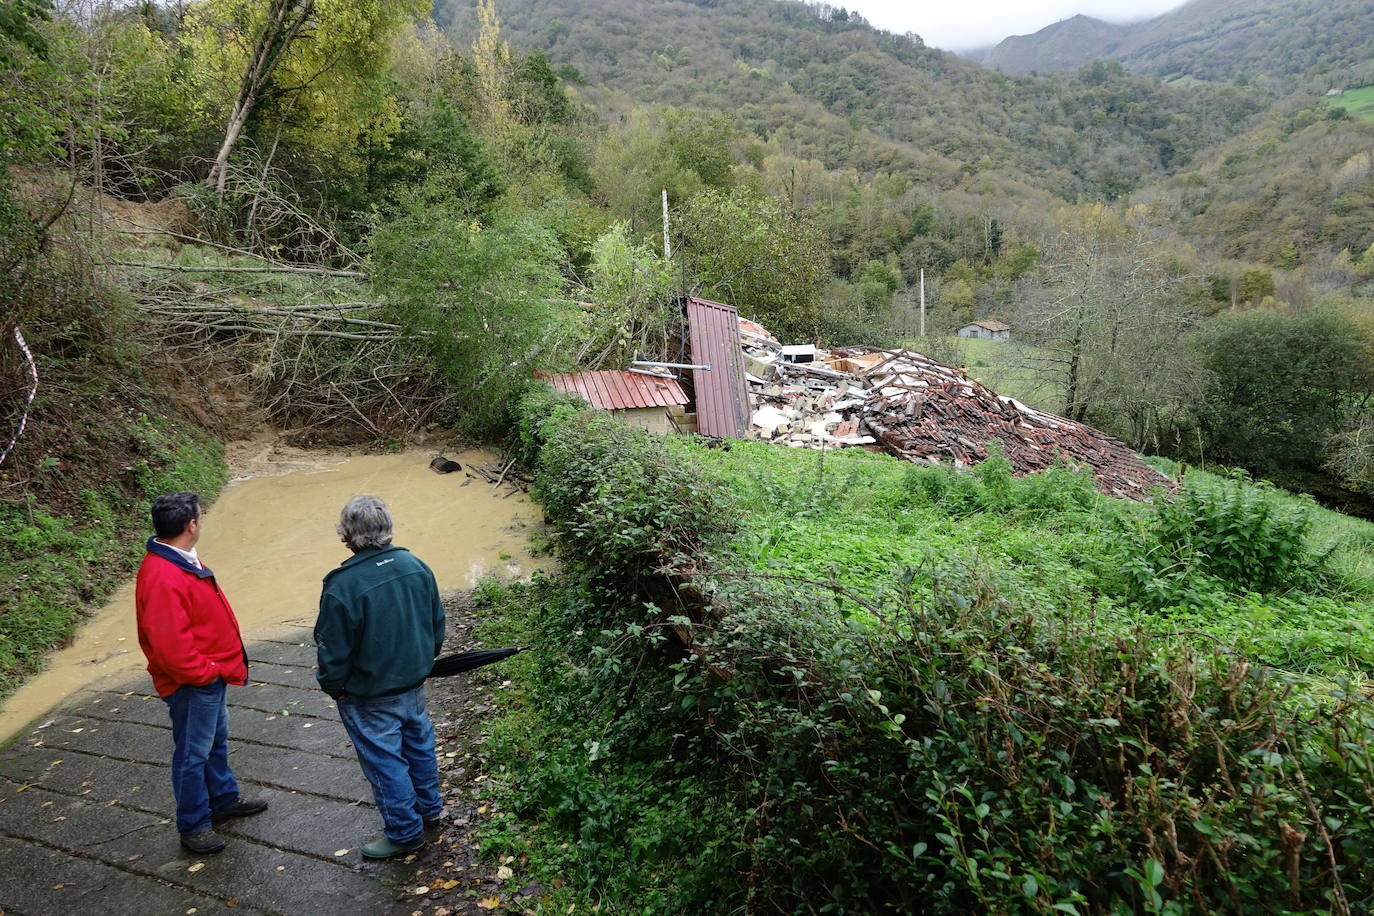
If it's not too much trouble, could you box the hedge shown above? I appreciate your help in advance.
[490,385,1374,914]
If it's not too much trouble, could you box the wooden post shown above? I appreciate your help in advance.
[919,268,926,338]
[662,189,672,260]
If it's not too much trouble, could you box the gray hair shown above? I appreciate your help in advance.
[337,495,394,551]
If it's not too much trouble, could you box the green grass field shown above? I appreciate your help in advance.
[1327,84,1374,121]
[677,438,1374,681]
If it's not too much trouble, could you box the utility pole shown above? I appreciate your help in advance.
[919,268,926,338]
[662,189,672,260]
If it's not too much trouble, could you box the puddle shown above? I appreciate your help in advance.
[0,447,547,745]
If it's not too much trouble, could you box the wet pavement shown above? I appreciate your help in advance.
[0,633,429,915]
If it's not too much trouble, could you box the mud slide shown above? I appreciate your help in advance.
[0,440,547,745]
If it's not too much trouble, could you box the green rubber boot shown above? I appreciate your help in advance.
[361,835,425,859]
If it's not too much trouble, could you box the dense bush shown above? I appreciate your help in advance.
[369,205,577,439]
[519,391,735,582]
[1114,472,1328,610]
[1195,309,1368,479]
[0,405,225,697]
[900,445,1104,517]
[481,394,1374,914]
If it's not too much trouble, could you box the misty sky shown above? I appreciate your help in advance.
[840,1,1189,50]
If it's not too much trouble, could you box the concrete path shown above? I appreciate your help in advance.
[0,633,426,915]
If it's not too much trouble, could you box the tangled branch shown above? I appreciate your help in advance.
[123,268,447,435]
[0,326,39,468]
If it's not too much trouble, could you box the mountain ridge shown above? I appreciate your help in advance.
[984,0,1374,83]
[982,14,1126,75]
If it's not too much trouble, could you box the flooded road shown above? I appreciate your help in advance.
[0,446,546,745]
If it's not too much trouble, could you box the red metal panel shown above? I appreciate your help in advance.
[587,371,614,409]
[537,370,687,411]
[638,372,687,408]
[585,375,606,406]
[569,372,592,405]
[637,374,665,408]
[686,298,750,438]
[616,372,647,409]
[607,373,634,409]
[651,373,678,406]
[647,376,673,408]
[606,371,637,410]
[688,306,716,432]
[588,373,612,408]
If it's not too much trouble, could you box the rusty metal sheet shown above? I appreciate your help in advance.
[537,370,688,411]
[685,298,751,439]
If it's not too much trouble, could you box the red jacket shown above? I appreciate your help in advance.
[135,538,248,697]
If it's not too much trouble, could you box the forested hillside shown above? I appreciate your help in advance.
[441,0,1265,200]
[427,0,1374,510]
[2,0,1372,521]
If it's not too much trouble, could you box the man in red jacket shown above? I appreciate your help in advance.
[136,492,267,855]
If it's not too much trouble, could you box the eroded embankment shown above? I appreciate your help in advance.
[0,440,547,745]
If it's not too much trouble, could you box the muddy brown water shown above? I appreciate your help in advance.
[0,447,547,745]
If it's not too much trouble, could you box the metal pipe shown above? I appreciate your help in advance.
[633,359,712,371]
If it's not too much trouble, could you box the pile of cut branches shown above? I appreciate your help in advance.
[113,239,446,438]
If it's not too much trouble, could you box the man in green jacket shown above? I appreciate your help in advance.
[316,495,447,859]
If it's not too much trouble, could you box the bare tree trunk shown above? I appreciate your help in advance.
[1065,319,1084,422]
[207,0,316,196]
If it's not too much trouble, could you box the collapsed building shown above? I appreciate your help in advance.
[545,298,1172,500]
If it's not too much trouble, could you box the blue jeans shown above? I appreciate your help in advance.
[162,679,239,835]
[338,685,442,844]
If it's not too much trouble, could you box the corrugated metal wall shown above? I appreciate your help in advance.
[686,297,751,438]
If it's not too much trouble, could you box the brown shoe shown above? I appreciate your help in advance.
[180,827,227,854]
[211,796,269,823]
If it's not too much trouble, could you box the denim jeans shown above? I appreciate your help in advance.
[162,678,239,835]
[337,685,442,844]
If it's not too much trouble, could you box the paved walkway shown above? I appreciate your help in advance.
[0,633,425,915]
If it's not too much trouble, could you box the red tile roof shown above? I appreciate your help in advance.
[856,350,1171,499]
[537,370,688,410]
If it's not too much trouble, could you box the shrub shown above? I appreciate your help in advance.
[690,563,1374,913]
[369,206,576,439]
[509,382,587,469]
[521,387,735,586]
[0,414,224,697]
[900,444,1103,517]
[486,397,1374,914]
[1115,472,1327,609]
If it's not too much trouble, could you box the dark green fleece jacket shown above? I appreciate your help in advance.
[315,545,446,699]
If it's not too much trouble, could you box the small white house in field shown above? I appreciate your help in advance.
[956,319,1011,342]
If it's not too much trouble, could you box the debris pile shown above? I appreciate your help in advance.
[740,330,874,448]
[859,350,1170,499]
[460,458,532,498]
[739,323,1171,499]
